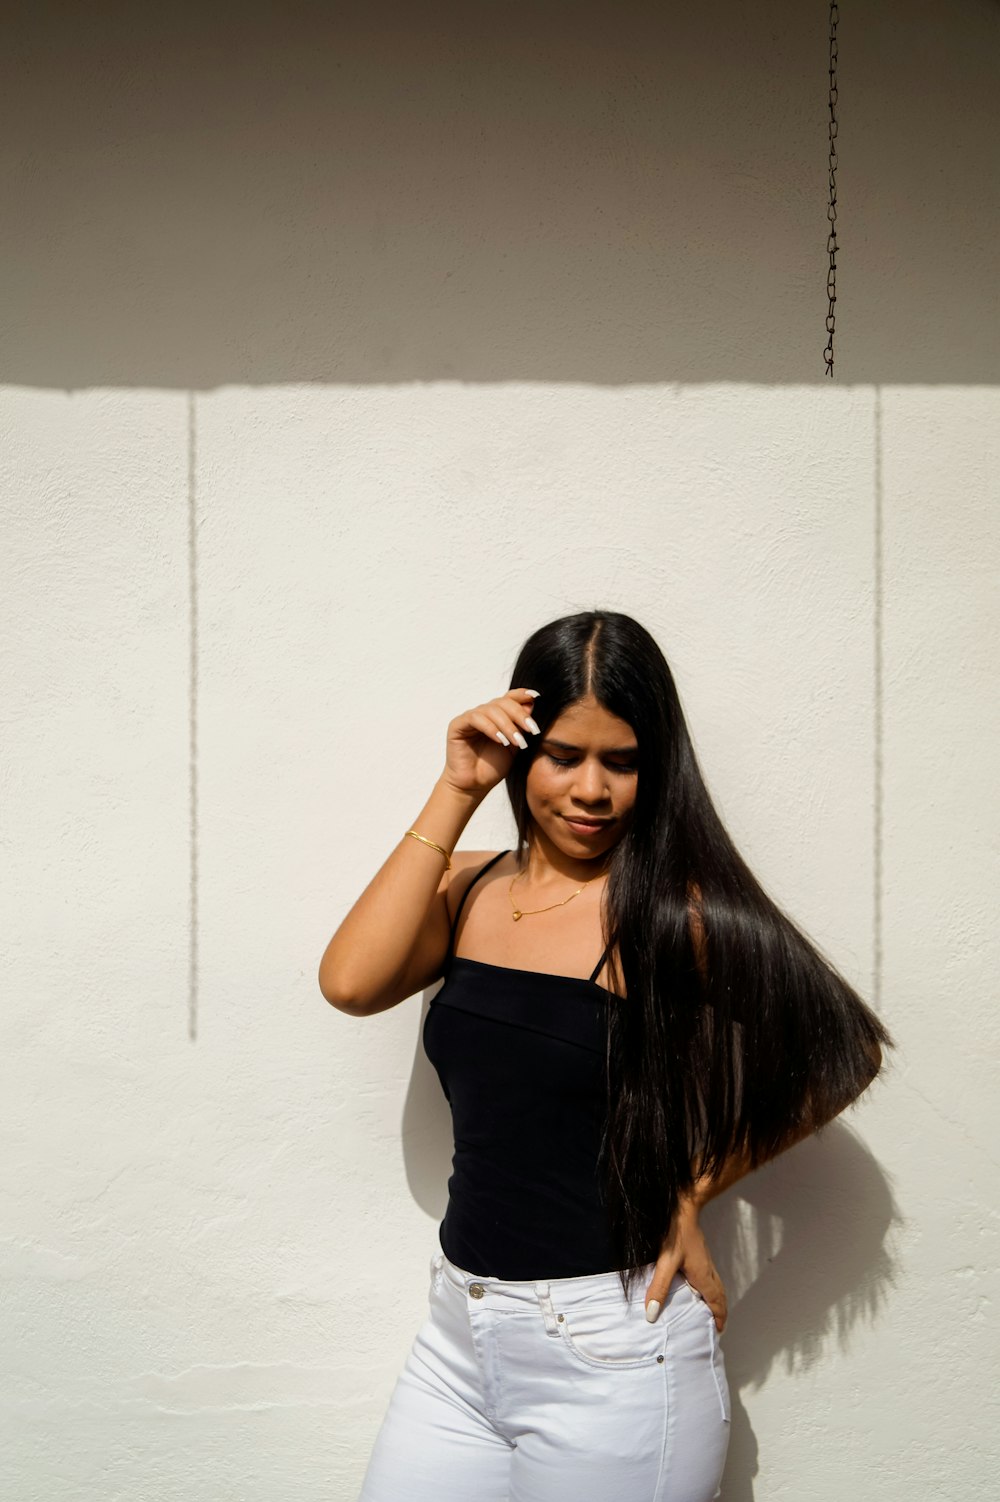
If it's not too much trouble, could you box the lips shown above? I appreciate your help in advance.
[563,816,610,829]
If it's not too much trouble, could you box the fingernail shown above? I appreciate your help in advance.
[512,731,528,750]
[526,689,540,698]
[645,1300,661,1323]
[525,717,540,735]
[496,731,510,747]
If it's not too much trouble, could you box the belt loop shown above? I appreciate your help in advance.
[533,1280,560,1337]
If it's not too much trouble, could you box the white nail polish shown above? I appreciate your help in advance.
[526,689,540,698]
[513,731,528,750]
[525,717,540,735]
[645,1299,661,1323]
[496,731,510,746]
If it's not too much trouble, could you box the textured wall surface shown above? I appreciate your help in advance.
[2,4,998,1500]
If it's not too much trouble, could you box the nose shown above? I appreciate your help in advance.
[571,759,612,804]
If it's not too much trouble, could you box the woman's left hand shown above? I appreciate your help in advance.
[645,1194,727,1333]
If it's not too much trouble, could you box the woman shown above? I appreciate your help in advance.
[319,610,892,1502]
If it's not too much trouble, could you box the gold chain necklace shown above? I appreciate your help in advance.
[507,868,602,922]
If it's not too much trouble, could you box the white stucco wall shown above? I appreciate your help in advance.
[3,4,998,1500]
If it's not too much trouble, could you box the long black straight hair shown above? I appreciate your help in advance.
[503,610,893,1300]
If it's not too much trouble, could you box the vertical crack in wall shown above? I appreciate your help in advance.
[873,385,884,1011]
[188,391,199,1041]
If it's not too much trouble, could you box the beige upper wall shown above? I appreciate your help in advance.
[2,0,998,388]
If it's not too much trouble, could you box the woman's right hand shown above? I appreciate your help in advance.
[441,688,542,798]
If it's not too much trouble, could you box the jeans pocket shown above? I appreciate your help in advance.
[699,1303,731,1423]
[557,1295,669,1371]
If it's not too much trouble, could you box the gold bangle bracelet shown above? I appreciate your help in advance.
[405,828,452,870]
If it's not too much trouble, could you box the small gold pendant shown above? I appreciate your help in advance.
[512,910,523,921]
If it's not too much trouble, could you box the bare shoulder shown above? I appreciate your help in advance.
[444,849,507,923]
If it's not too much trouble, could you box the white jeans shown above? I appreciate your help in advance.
[357,1248,731,1502]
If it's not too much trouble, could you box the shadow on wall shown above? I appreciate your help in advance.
[704,1127,900,1502]
[4,0,999,390]
[402,988,900,1502]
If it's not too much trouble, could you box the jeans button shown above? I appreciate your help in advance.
[468,1283,485,1299]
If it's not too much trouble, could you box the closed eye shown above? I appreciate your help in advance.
[546,754,637,774]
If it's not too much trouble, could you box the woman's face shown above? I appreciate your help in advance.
[524,693,638,861]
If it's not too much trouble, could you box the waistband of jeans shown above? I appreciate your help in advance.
[433,1248,693,1312]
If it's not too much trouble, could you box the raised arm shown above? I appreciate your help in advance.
[317,687,541,1016]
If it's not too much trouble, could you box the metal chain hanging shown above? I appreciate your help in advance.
[824,1,840,376]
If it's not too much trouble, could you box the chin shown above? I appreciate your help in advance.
[557,824,617,850]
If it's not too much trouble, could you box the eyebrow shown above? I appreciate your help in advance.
[542,738,639,756]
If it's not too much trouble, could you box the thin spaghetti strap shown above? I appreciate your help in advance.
[448,850,510,941]
[588,940,611,985]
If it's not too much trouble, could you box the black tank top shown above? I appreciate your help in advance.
[422,850,621,1279]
